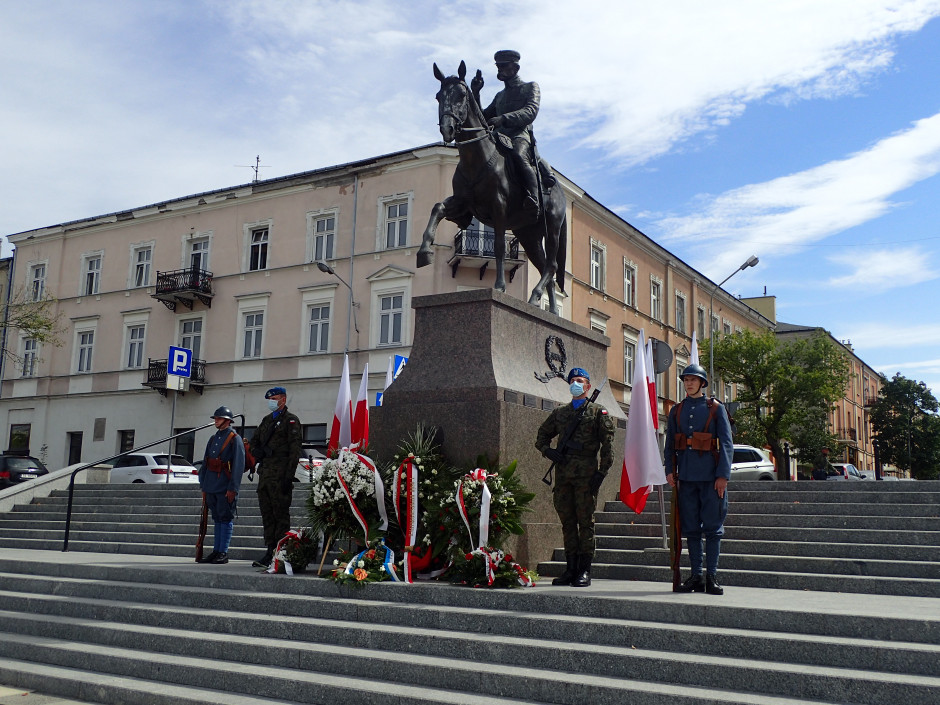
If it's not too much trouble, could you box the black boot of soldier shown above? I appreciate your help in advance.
[199,550,219,564]
[706,573,724,595]
[674,573,706,593]
[571,554,593,587]
[252,547,274,568]
[551,553,578,586]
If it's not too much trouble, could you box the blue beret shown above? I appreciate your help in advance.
[265,386,287,398]
[567,367,590,383]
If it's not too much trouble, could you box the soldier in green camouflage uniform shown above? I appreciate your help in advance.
[536,367,615,587]
[250,386,303,568]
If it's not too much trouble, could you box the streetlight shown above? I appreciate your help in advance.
[317,261,359,353]
[708,255,759,392]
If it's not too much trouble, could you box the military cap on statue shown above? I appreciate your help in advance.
[567,367,590,383]
[264,386,287,398]
[494,49,521,64]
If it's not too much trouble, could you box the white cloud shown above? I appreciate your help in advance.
[826,247,938,291]
[842,323,940,349]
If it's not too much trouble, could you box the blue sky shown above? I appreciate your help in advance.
[2,1,939,397]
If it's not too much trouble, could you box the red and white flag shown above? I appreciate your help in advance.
[620,329,667,513]
[351,363,370,448]
[328,354,352,454]
[384,355,395,391]
[690,331,700,367]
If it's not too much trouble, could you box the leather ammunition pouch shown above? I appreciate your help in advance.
[670,399,722,465]
[207,457,231,476]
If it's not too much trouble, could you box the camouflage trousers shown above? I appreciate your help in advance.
[553,476,597,556]
[257,471,293,548]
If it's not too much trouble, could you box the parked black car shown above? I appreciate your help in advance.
[0,452,50,489]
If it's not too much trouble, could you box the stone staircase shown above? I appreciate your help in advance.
[0,483,312,562]
[0,551,938,705]
[539,480,940,597]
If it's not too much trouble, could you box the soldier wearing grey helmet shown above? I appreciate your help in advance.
[198,406,245,564]
[536,367,615,587]
[665,363,734,595]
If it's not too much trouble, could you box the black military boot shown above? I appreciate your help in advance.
[571,554,593,587]
[551,553,578,586]
[674,573,706,593]
[705,573,724,595]
[199,550,219,564]
[210,552,229,565]
[252,547,273,568]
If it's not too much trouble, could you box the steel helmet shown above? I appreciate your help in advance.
[680,363,708,387]
[210,406,234,421]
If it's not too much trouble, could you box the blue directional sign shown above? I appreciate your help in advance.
[168,346,193,378]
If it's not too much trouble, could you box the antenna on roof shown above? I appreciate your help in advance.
[235,155,270,183]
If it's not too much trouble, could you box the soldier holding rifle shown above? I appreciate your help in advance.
[536,367,615,587]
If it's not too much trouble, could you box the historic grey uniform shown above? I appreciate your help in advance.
[536,400,615,556]
[252,407,302,548]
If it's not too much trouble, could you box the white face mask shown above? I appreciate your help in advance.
[267,399,279,412]
[569,381,584,397]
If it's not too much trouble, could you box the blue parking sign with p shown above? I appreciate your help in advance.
[169,346,192,378]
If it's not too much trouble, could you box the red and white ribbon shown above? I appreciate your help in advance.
[393,456,419,583]
[335,448,389,544]
[456,468,491,550]
[468,547,534,587]
[268,528,303,575]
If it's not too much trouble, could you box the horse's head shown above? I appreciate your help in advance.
[433,61,470,144]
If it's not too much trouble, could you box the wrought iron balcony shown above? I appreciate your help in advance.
[152,267,214,311]
[142,357,207,396]
[447,228,523,280]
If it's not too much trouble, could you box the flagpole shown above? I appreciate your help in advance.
[656,485,668,549]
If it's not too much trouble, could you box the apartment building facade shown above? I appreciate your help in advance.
[1,144,770,468]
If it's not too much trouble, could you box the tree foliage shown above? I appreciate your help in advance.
[869,373,940,480]
[0,287,64,364]
[708,328,850,469]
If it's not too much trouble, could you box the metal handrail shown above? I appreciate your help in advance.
[62,422,215,550]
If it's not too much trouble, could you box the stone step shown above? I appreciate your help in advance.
[614,501,940,517]
[596,511,940,531]
[594,522,940,545]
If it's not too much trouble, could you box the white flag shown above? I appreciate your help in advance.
[690,331,700,367]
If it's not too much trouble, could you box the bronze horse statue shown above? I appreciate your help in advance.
[417,61,567,315]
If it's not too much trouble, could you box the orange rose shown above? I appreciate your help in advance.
[365,550,376,560]
[354,568,368,581]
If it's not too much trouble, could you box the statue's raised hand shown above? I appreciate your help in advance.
[470,69,484,94]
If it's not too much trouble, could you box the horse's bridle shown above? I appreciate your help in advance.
[439,83,496,145]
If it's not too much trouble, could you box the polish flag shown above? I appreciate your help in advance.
[351,363,370,449]
[328,354,353,454]
[690,331,700,367]
[620,329,667,513]
[645,337,659,430]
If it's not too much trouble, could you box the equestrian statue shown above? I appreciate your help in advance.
[417,50,567,315]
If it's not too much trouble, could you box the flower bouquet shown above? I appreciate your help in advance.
[448,548,537,588]
[270,527,320,575]
[306,448,388,545]
[327,538,398,587]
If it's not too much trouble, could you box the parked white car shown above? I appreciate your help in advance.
[730,444,776,481]
[110,453,199,483]
[826,462,871,481]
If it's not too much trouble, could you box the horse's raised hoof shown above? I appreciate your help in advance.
[416,249,434,268]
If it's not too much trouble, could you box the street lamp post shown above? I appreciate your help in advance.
[317,261,359,354]
[708,255,759,393]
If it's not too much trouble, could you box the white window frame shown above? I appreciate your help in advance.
[129,242,154,288]
[711,312,720,334]
[186,233,212,272]
[235,294,270,359]
[623,260,637,308]
[377,192,414,250]
[623,333,637,386]
[697,305,706,340]
[179,316,205,360]
[377,292,405,346]
[21,337,39,378]
[675,291,686,334]
[29,262,47,302]
[675,356,689,402]
[72,319,98,374]
[242,219,273,272]
[125,324,146,369]
[590,238,606,291]
[723,319,732,335]
[81,252,103,297]
[650,276,663,321]
[242,311,265,358]
[306,209,338,263]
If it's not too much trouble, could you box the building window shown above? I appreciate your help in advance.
[624,338,636,383]
[243,311,264,358]
[77,330,94,373]
[379,294,403,345]
[22,338,38,378]
[650,278,662,321]
[724,382,733,403]
[249,228,269,271]
[126,325,146,369]
[303,423,328,448]
[180,319,202,360]
[675,293,686,333]
[314,216,335,261]
[590,243,605,290]
[8,424,31,452]
[308,303,330,353]
[675,357,688,402]
[697,307,706,340]
[190,238,209,271]
[384,201,409,249]
[711,313,720,334]
[624,262,636,307]
[118,430,135,453]
[30,264,46,301]
[132,246,152,287]
[723,320,732,335]
[83,256,101,296]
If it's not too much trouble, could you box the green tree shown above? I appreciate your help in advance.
[708,329,850,472]
[869,373,940,480]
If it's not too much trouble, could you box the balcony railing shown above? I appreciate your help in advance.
[152,267,214,311]
[448,229,523,280]
[142,357,207,396]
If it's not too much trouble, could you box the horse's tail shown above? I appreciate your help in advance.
[555,213,567,293]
